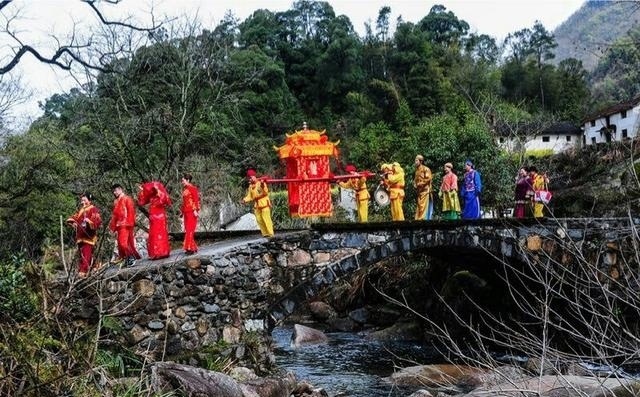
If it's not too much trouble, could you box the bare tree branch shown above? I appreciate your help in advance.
[82,0,160,32]
[0,43,109,74]
[0,0,161,75]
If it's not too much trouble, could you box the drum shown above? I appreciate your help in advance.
[374,185,390,207]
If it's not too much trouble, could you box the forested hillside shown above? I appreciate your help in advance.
[553,0,640,71]
[588,24,640,109]
[0,0,617,262]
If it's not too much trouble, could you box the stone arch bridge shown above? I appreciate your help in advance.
[60,217,636,361]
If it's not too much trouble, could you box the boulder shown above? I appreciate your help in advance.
[326,317,357,332]
[597,380,640,397]
[229,366,258,382]
[368,321,422,341]
[407,391,434,397]
[291,324,328,348]
[348,307,369,324]
[386,364,486,388]
[456,365,528,392]
[367,305,401,326]
[293,381,329,397]
[150,362,244,397]
[223,325,242,343]
[524,357,562,375]
[308,301,337,321]
[462,375,637,397]
[239,372,297,397]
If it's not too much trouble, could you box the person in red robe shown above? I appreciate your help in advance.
[181,173,200,255]
[109,184,141,266]
[66,192,102,278]
[137,181,172,260]
[514,167,532,218]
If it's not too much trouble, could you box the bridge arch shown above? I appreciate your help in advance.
[266,218,631,327]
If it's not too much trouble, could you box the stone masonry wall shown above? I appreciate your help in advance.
[59,218,637,369]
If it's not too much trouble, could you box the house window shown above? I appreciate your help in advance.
[542,136,550,142]
[622,129,628,139]
[621,110,627,119]
[591,137,596,144]
[566,135,571,142]
[590,120,596,127]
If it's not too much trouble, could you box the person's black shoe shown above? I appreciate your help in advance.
[125,256,136,267]
[185,250,196,255]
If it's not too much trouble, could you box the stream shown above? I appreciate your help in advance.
[272,325,438,396]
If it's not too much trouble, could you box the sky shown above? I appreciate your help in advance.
[0,0,585,130]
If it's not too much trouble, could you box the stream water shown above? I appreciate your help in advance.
[272,325,438,397]
[272,325,640,396]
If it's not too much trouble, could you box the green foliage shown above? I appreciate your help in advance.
[347,121,397,171]
[589,25,640,109]
[238,9,280,54]
[555,58,589,122]
[525,148,554,158]
[241,330,267,367]
[0,316,89,396]
[0,254,37,321]
[101,315,124,333]
[95,348,142,378]
[0,124,78,257]
[172,341,234,373]
[418,4,469,47]
[95,350,126,378]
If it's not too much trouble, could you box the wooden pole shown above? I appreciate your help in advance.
[60,215,69,277]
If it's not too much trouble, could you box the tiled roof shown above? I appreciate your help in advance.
[541,121,582,135]
[493,120,581,137]
[582,95,640,123]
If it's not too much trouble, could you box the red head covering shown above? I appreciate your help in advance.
[138,181,171,207]
[345,164,357,173]
[246,169,257,178]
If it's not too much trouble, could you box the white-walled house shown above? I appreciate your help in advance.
[583,95,640,145]
[496,122,582,154]
[524,122,582,153]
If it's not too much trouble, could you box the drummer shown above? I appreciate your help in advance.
[338,164,369,222]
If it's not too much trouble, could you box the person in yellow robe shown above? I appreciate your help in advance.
[242,169,274,237]
[381,162,405,221]
[338,164,369,222]
[439,162,461,220]
[413,155,433,220]
[529,166,547,218]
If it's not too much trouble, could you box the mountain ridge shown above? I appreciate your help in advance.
[553,0,640,71]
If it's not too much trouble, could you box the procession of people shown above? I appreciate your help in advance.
[65,148,550,278]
